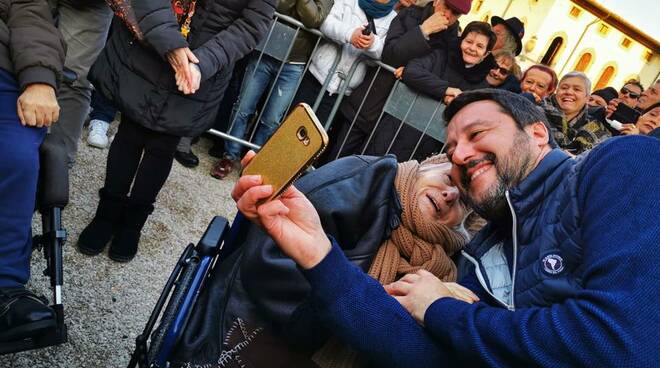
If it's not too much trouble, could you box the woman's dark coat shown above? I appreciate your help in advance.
[90,0,276,137]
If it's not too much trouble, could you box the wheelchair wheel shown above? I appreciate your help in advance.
[146,254,200,365]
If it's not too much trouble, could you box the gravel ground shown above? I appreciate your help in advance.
[1,125,239,368]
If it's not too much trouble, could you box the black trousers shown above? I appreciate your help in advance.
[104,118,180,205]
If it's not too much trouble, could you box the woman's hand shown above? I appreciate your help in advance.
[394,67,404,80]
[232,151,332,269]
[384,270,479,325]
[167,47,199,94]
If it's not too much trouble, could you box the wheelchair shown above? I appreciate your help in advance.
[127,214,247,368]
[0,134,70,355]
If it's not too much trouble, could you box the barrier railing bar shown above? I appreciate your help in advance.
[385,93,418,155]
[360,79,402,154]
[207,129,260,151]
[313,45,342,114]
[408,101,443,161]
[334,65,383,159]
[324,56,364,130]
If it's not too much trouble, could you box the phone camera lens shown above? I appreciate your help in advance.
[296,127,310,145]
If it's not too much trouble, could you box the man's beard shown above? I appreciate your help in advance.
[458,132,535,221]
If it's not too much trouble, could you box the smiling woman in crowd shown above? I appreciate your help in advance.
[519,64,558,103]
[547,71,611,154]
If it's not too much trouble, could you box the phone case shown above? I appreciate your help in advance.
[242,103,329,201]
[611,103,641,124]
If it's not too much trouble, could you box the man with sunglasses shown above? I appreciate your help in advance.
[607,80,659,130]
[618,80,644,107]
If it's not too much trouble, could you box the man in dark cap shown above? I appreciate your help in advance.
[491,16,524,56]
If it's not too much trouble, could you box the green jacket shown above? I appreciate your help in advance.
[276,0,334,63]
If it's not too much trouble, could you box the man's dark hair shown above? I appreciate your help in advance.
[443,89,558,148]
[624,79,644,93]
[462,21,497,52]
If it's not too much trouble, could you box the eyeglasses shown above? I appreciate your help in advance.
[620,86,641,99]
[493,66,510,76]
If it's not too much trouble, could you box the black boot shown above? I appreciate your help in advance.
[77,189,125,256]
[108,201,154,262]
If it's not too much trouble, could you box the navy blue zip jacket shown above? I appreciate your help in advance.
[302,136,660,367]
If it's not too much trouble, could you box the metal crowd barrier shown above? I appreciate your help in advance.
[207,12,449,162]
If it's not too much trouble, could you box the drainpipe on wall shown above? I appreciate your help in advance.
[502,0,514,18]
[558,12,610,76]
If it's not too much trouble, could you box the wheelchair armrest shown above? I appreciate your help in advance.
[196,216,230,257]
[38,134,70,210]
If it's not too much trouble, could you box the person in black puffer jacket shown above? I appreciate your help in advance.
[77,0,276,263]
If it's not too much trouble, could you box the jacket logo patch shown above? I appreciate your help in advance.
[542,254,564,275]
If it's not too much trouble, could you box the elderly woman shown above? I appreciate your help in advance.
[519,64,558,103]
[547,71,611,154]
[170,153,473,367]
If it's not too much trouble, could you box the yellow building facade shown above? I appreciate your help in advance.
[461,0,659,90]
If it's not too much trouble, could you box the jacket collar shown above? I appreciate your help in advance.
[507,149,573,218]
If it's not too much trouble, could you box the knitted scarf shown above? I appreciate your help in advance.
[312,154,467,368]
[358,0,397,19]
[367,155,466,284]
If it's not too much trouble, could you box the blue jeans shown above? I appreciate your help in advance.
[0,69,46,288]
[89,89,117,123]
[224,55,305,159]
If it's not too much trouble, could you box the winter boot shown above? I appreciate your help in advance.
[77,189,125,255]
[108,201,154,262]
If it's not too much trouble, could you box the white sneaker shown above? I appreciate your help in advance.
[87,119,109,148]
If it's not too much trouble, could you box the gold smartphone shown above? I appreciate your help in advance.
[242,103,329,202]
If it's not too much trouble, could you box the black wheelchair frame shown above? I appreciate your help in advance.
[0,134,70,355]
[128,214,246,368]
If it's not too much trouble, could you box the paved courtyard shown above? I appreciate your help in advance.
[1,128,238,368]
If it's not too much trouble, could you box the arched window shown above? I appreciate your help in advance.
[595,65,616,90]
[574,52,592,72]
[541,37,564,66]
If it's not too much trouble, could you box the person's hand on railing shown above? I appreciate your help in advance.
[167,47,199,94]
[394,67,405,80]
[350,27,375,49]
[17,83,60,128]
[443,87,462,105]
[420,12,450,37]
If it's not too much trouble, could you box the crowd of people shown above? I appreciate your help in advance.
[1,0,659,366]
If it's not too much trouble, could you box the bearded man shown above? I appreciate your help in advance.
[233,89,660,367]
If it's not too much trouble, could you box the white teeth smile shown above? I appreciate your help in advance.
[471,165,490,181]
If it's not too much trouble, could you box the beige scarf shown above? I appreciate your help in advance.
[312,154,467,367]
